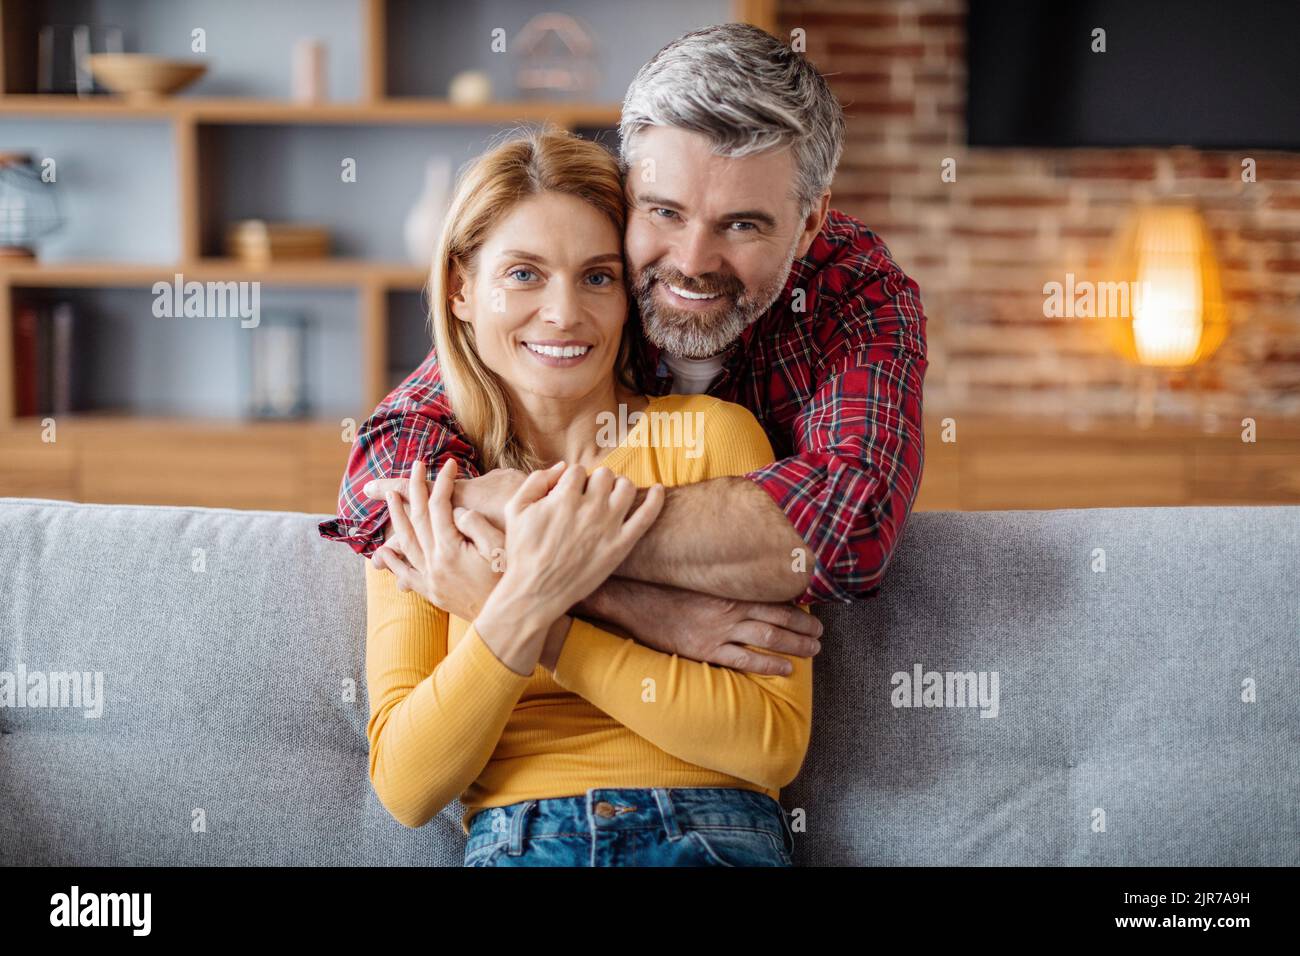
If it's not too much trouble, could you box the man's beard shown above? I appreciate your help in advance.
[631,239,800,359]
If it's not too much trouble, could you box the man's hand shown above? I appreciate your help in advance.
[364,467,525,528]
[576,577,822,676]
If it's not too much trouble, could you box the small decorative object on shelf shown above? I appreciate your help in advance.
[448,69,492,105]
[292,38,327,102]
[0,153,64,259]
[38,24,124,95]
[245,311,310,419]
[513,13,599,99]
[226,220,330,263]
[86,53,207,100]
[402,157,452,266]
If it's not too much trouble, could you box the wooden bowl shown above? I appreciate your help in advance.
[86,54,207,100]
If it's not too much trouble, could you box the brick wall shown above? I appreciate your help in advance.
[778,0,1300,426]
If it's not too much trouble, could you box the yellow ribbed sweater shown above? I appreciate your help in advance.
[364,393,813,835]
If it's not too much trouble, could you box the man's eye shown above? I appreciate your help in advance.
[652,207,678,220]
[728,221,757,232]
[507,268,538,281]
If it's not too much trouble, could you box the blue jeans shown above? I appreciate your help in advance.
[463,787,796,867]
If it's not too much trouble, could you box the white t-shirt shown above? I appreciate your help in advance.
[663,351,726,395]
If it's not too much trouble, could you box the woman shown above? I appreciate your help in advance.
[364,128,812,867]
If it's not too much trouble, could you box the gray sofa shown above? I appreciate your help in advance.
[1,496,1295,866]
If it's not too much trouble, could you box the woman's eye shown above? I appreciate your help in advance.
[507,268,538,282]
[586,272,616,287]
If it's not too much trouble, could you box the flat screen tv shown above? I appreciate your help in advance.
[966,0,1300,150]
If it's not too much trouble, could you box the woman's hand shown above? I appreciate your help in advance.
[488,461,665,624]
[372,458,504,621]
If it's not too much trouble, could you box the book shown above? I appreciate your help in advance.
[13,303,38,417]
[51,300,75,415]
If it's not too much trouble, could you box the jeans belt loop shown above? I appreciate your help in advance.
[508,800,537,856]
[652,788,684,842]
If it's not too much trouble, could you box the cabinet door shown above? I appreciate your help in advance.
[0,427,78,500]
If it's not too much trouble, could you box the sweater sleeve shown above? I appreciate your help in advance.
[364,558,530,828]
[550,397,814,790]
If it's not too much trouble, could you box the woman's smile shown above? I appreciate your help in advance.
[520,339,595,367]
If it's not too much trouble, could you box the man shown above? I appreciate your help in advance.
[319,23,928,675]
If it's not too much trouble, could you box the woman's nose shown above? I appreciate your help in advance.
[538,283,580,326]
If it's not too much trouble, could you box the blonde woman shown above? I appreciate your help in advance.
[364,129,811,867]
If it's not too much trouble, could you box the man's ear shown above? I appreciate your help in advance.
[448,259,473,322]
[794,190,831,259]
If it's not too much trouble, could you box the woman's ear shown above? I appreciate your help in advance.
[448,260,472,322]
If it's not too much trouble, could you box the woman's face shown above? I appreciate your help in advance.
[450,191,627,405]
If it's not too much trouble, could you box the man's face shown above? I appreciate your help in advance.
[623,126,819,359]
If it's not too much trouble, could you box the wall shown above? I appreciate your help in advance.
[777,0,1300,426]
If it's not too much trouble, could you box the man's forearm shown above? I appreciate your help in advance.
[453,470,810,604]
[612,477,809,602]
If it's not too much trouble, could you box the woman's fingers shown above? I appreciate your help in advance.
[406,458,441,562]
[586,466,615,499]
[427,459,461,553]
[606,474,638,518]
[555,461,587,499]
[506,461,566,521]
[618,482,665,544]
[384,489,417,563]
[376,544,416,593]
[454,507,505,565]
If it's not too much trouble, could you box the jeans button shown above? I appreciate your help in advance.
[594,801,615,818]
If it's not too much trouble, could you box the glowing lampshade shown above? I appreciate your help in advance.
[1103,205,1228,367]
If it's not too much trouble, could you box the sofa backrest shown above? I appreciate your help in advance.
[0,497,1295,865]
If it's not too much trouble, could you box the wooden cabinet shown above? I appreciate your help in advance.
[914,413,1300,511]
[0,417,350,512]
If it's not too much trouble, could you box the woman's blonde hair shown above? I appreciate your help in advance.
[428,127,635,473]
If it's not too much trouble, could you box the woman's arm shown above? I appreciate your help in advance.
[366,457,664,828]
[364,558,531,828]
[542,611,812,789]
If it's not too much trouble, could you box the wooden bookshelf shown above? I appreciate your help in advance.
[0,94,624,127]
[0,0,773,510]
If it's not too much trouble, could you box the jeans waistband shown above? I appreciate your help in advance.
[466,787,793,856]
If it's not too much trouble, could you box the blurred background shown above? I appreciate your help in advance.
[1,0,1297,514]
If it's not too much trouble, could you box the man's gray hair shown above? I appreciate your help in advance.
[619,22,845,214]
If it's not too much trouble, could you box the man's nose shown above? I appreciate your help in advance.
[670,222,722,279]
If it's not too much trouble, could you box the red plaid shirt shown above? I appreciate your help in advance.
[318,208,928,604]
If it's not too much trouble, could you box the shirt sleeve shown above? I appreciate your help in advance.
[364,558,530,829]
[744,266,927,605]
[318,396,482,559]
[551,397,813,791]
[550,615,812,790]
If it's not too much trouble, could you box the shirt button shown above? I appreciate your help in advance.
[594,801,615,818]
